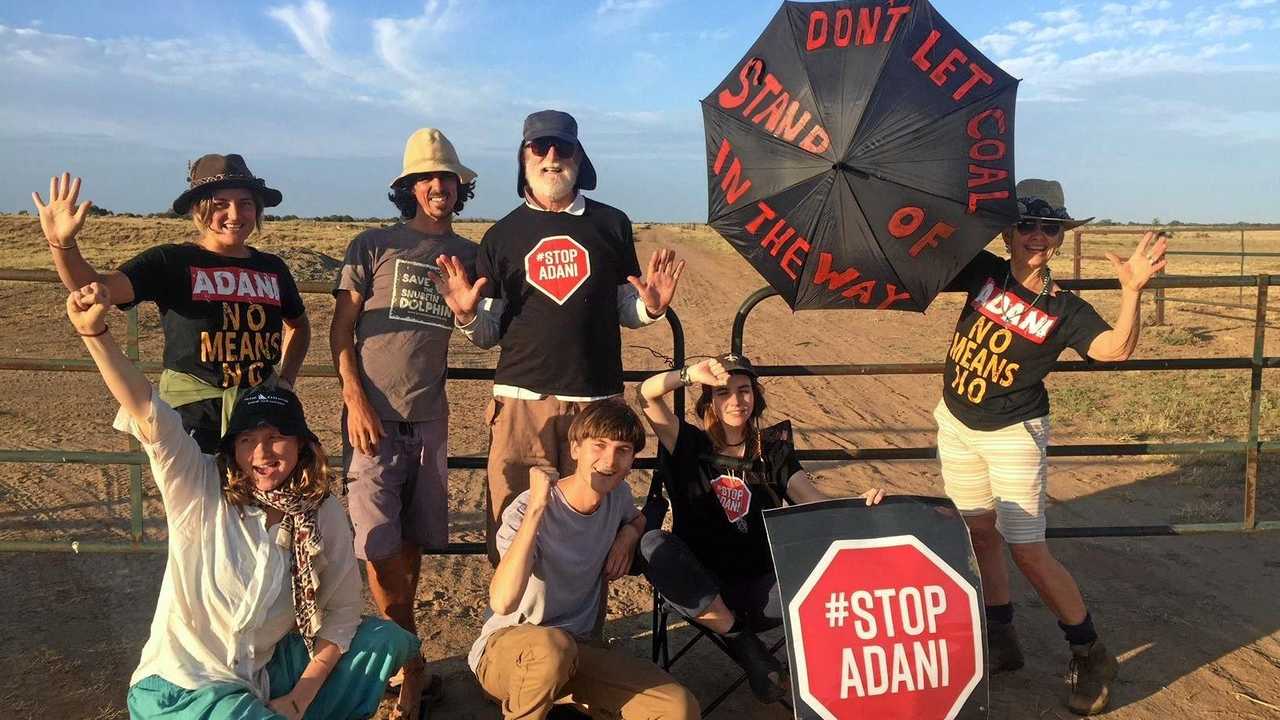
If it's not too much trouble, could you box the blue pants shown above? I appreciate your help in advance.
[127,617,419,720]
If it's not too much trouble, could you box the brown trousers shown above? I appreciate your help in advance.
[475,625,699,720]
[485,396,589,565]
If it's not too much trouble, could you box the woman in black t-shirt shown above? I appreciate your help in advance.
[934,179,1167,716]
[637,353,883,703]
[33,156,309,453]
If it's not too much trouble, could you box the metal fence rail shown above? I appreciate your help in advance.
[0,269,686,554]
[730,275,1277,537]
[2,270,1276,553]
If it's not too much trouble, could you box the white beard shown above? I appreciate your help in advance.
[526,163,578,205]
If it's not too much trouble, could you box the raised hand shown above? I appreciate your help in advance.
[66,282,111,335]
[33,173,93,248]
[528,465,558,512]
[685,357,730,387]
[1107,231,1168,293]
[627,248,686,317]
[429,254,488,325]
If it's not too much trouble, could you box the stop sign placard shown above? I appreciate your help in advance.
[788,535,983,720]
[525,235,591,305]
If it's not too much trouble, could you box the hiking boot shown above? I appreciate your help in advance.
[987,622,1025,674]
[724,630,788,704]
[1065,640,1119,715]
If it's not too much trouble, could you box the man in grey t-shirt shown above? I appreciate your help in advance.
[469,400,697,720]
[329,128,477,718]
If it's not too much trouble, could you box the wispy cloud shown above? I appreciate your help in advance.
[592,0,665,33]
[267,0,335,66]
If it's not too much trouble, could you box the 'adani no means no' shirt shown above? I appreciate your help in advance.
[942,251,1110,431]
[119,243,305,389]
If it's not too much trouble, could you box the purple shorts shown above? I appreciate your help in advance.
[345,417,448,560]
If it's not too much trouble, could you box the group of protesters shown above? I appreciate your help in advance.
[32,106,1165,719]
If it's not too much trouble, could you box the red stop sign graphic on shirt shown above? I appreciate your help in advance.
[788,536,983,720]
[710,475,752,523]
[525,235,591,305]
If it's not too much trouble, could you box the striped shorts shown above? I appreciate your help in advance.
[933,400,1050,544]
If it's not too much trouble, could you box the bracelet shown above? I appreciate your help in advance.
[77,325,109,338]
[48,239,78,250]
[678,365,691,386]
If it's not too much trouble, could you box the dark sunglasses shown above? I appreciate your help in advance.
[1015,219,1063,238]
[526,137,577,159]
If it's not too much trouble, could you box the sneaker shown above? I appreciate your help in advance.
[1065,640,1119,715]
[987,622,1025,674]
[724,630,788,704]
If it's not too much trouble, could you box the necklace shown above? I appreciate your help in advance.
[1003,264,1053,309]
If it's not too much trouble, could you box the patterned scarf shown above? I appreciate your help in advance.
[252,487,325,655]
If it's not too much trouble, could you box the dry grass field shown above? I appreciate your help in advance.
[0,214,1276,719]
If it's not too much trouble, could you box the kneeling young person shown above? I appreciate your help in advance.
[468,400,698,720]
[63,282,417,720]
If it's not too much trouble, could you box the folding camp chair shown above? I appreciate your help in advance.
[640,464,793,715]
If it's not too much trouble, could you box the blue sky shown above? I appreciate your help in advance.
[2,0,1278,222]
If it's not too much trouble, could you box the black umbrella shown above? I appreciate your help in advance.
[704,0,1019,311]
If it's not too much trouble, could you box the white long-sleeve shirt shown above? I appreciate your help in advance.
[117,391,362,700]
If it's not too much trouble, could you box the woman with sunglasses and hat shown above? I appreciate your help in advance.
[64,280,416,719]
[636,353,885,704]
[32,156,310,454]
[934,179,1167,715]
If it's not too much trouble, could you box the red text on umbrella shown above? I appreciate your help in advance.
[718,59,830,155]
[804,3,913,51]
[966,107,1011,213]
[910,30,993,103]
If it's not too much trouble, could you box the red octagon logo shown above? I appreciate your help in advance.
[788,536,983,720]
[525,235,591,305]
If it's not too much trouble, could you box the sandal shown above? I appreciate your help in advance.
[388,665,444,720]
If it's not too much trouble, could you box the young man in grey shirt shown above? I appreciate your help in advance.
[329,128,478,718]
[469,400,698,720]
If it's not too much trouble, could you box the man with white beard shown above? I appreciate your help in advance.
[432,110,685,564]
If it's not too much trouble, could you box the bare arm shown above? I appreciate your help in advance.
[1087,231,1168,362]
[603,512,645,581]
[329,290,384,455]
[278,313,310,386]
[34,174,136,302]
[489,467,555,615]
[786,470,885,507]
[67,283,154,438]
[637,358,731,453]
[267,639,342,720]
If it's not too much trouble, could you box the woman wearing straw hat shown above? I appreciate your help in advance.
[33,156,310,453]
[933,178,1167,715]
[64,280,417,719]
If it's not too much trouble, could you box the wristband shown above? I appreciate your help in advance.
[48,239,78,250]
[678,365,692,386]
[77,325,109,338]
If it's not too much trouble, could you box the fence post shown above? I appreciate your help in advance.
[127,307,144,544]
[1239,230,1246,306]
[1243,275,1268,530]
[1153,268,1166,326]
[1073,230,1083,281]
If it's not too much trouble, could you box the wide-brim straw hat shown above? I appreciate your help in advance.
[172,154,282,215]
[1015,178,1094,230]
[391,128,477,188]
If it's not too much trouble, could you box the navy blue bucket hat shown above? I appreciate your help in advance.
[516,109,598,197]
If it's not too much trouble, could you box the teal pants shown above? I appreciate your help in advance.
[127,617,419,720]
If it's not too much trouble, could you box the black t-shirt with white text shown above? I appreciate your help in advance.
[659,419,802,581]
[119,243,305,388]
[476,199,641,397]
[942,251,1110,430]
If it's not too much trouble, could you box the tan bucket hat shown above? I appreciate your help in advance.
[391,128,477,188]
